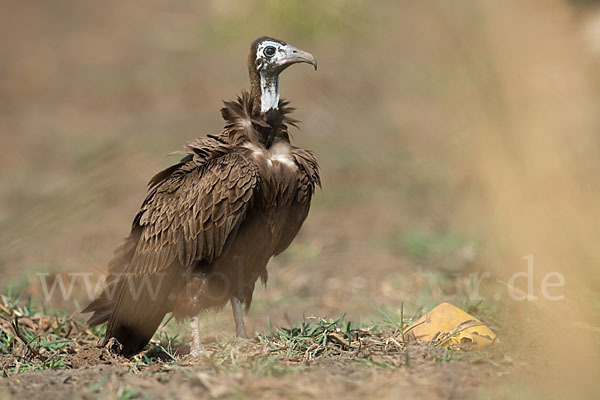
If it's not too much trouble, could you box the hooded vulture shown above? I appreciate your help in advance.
[83,37,320,357]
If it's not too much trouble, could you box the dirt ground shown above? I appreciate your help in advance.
[1,350,505,400]
[0,318,515,400]
[2,0,600,399]
[0,286,521,399]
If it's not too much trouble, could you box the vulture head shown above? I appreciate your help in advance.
[248,36,317,114]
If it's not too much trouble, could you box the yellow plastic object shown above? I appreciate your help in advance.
[405,302,497,350]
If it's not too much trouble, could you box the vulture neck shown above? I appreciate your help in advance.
[250,68,281,116]
[259,72,280,113]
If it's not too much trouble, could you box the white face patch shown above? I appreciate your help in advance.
[255,40,285,71]
[255,40,286,113]
[252,39,315,114]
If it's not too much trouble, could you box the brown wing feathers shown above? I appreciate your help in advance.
[130,153,258,275]
[83,146,260,355]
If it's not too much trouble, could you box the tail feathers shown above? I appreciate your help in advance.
[106,321,162,358]
[84,263,184,357]
[83,231,140,327]
[83,301,112,326]
[101,267,183,357]
[83,228,176,357]
[82,273,122,327]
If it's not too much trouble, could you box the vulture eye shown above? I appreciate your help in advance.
[264,46,276,57]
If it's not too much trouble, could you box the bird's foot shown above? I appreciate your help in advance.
[190,346,204,358]
[236,329,249,339]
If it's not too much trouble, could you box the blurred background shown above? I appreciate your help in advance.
[1,0,600,397]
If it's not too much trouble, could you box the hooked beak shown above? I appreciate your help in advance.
[277,44,318,71]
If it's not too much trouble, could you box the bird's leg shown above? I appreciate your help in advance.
[231,297,248,339]
[190,315,203,356]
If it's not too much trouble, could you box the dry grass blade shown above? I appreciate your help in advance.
[11,316,47,362]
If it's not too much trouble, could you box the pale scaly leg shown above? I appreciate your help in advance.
[231,297,248,339]
[190,315,203,356]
